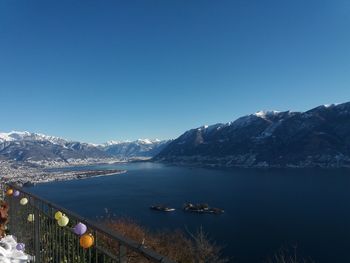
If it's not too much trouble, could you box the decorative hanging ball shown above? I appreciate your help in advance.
[79,233,94,249]
[73,222,87,236]
[20,198,28,206]
[54,211,63,221]
[57,215,69,227]
[16,243,25,251]
[27,214,34,222]
[6,189,13,196]
[13,190,20,197]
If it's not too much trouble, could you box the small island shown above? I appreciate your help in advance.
[183,203,224,214]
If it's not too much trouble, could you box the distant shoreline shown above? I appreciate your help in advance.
[23,169,128,186]
[30,157,152,169]
[153,159,350,170]
[0,159,128,186]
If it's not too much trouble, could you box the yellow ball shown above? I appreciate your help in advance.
[79,234,94,249]
[6,189,13,196]
[27,214,34,222]
[20,198,28,205]
[54,211,63,221]
[57,215,69,227]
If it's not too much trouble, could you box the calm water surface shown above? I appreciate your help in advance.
[28,162,350,262]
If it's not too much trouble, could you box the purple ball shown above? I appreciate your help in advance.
[16,243,25,251]
[73,222,87,235]
[13,190,20,197]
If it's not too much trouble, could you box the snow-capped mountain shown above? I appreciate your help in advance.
[100,139,170,158]
[5,102,349,168]
[0,131,110,164]
[154,102,350,168]
[0,131,67,145]
[103,138,161,147]
[0,131,170,164]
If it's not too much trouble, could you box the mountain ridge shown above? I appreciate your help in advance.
[3,102,350,168]
[0,131,169,165]
[154,102,350,168]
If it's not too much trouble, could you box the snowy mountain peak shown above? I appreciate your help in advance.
[197,125,209,131]
[254,110,281,119]
[197,124,224,133]
[0,131,68,145]
[322,103,341,108]
[0,131,29,141]
[103,138,162,147]
[104,140,124,146]
[135,138,161,144]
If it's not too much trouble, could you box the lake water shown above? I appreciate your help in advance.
[28,162,350,262]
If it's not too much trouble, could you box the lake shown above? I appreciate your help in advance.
[28,162,350,262]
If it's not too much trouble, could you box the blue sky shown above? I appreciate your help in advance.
[1,0,350,143]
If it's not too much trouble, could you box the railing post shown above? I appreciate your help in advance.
[8,194,14,235]
[34,200,41,263]
[119,244,127,263]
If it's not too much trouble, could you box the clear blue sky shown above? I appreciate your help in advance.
[1,0,349,143]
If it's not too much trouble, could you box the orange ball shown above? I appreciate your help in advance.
[6,189,13,196]
[79,233,94,249]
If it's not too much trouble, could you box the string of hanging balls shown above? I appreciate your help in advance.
[6,188,94,249]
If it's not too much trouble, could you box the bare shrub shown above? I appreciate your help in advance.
[187,226,229,263]
[266,247,315,263]
[104,218,229,263]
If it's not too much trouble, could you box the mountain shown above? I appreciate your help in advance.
[154,102,350,168]
[0,131,110,164]
[0,131,67,145]
[0,131,169,165]
[4,101,350,168]
[100,139,170,158]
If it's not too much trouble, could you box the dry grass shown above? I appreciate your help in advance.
[102,217,315,263]
[104,218,229,263]
[266,247,315,263]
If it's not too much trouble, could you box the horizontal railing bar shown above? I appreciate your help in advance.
[7,183,175,263]
[95,245,119,261]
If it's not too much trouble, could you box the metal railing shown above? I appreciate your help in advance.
[3,183,175,263]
